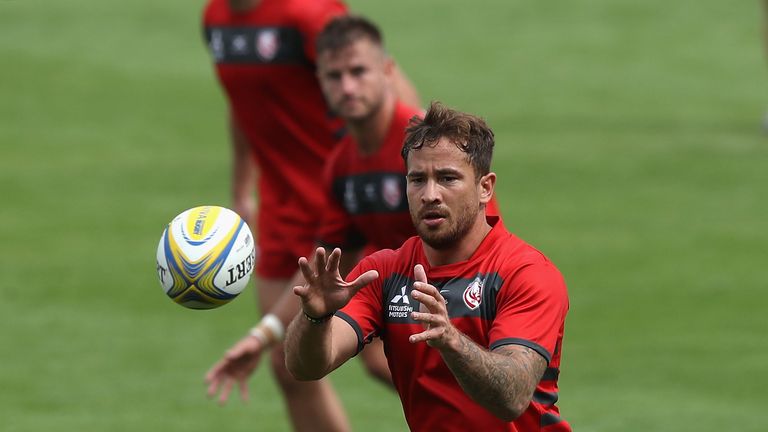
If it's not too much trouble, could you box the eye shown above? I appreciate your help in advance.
[350,66,366,77]
[325,71,341,81]
[408,176,425,185]
[439,175,458,183]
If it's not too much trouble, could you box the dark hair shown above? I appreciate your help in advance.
[316,15,384,56]
[401,101,495,178]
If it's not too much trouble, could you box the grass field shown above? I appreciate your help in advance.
[2,1,767,431]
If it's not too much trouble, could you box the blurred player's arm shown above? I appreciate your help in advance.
[229,114,257,229]
[390,63,421,108]
[409,265,545,421]
[285,248,378,380]
[205,246,362,403]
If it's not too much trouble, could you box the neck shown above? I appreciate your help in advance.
[228,0,259,12]
[422,214,492,267]
[347,92,396,156]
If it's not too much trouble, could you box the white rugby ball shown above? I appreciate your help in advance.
[156,206,255,309]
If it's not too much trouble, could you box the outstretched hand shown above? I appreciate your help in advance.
[293,247,379,318]
[409,264,459,349]
[205,334,264,405]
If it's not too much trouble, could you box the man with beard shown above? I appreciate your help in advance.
[284,102,572,432]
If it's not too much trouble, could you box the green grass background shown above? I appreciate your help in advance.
[2,0,767,430]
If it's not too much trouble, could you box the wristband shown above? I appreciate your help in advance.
[248,326,269,345]
[303,310,335,324]
[248,313,285,347]
[261,313,285,342]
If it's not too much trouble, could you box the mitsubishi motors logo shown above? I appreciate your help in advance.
[391,285,410,304]
[388,285,412,319]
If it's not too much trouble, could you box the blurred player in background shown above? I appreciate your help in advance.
[205,13,433,404]
[202,2,419,430]
[285,102,571,431]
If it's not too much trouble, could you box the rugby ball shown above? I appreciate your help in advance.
[156,206,255,309]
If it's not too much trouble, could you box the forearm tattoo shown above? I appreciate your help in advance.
[441,335,546,420]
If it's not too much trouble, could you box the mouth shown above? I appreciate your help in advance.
[340,96,361,107]
[420,209,447,227]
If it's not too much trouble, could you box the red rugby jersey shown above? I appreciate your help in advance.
[338,216,571,432]
[317,102,501,255]
[202,0,347,227]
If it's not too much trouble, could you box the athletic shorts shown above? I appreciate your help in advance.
[253,198,320,280]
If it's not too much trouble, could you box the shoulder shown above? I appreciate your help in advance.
[202,0,227,23]
[489,230,566,291]
[394,102,423,124]
[287,0,347,29]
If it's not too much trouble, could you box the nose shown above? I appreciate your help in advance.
[340,73,356,95]
[421,179,441,204]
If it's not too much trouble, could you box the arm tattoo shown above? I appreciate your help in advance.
[440,335,546,421]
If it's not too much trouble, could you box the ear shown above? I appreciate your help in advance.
[383,56,395,78]
[478,172,496,205]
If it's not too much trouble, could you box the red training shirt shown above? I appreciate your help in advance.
[338,216,571,432]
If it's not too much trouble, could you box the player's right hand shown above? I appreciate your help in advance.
[205,334,264,405]
[293,247,378,318]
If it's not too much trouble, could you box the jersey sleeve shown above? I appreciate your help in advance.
[336,255,383,354]
[293,0,348,62]
[488,262,569,364]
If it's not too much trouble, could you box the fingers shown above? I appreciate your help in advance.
[408,272,452,348]
[238,378,249,402]
[326,248,341,273]
[218,379,235,405]
[414,263,427,283]
[206,368,249,405]
[407,318,444,345]
[410,282,445,314]
[410,310,440,326]
[297,256,314,286]
[205,337,261,404]
[205,361,222,385]
[409,309,453,347]
[205,358,228,397]
[206,369,222,398]
[408,328,438,344]
[205,363,231,404]
[314,247,327,274]
[349,269,379,293]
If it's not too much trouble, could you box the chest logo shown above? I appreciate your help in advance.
[256,29,279,61]
[391,285,410,304]
[343,179,358,213]
[209,29,225,62]
[382,177,402,209]
[387,285,413,319]
[463,277,484,310]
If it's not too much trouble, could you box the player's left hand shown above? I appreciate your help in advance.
[294,247,378,319]
[408,264,460,349]
[205,334,264,405]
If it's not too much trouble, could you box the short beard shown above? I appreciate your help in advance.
[415,203,478,250]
